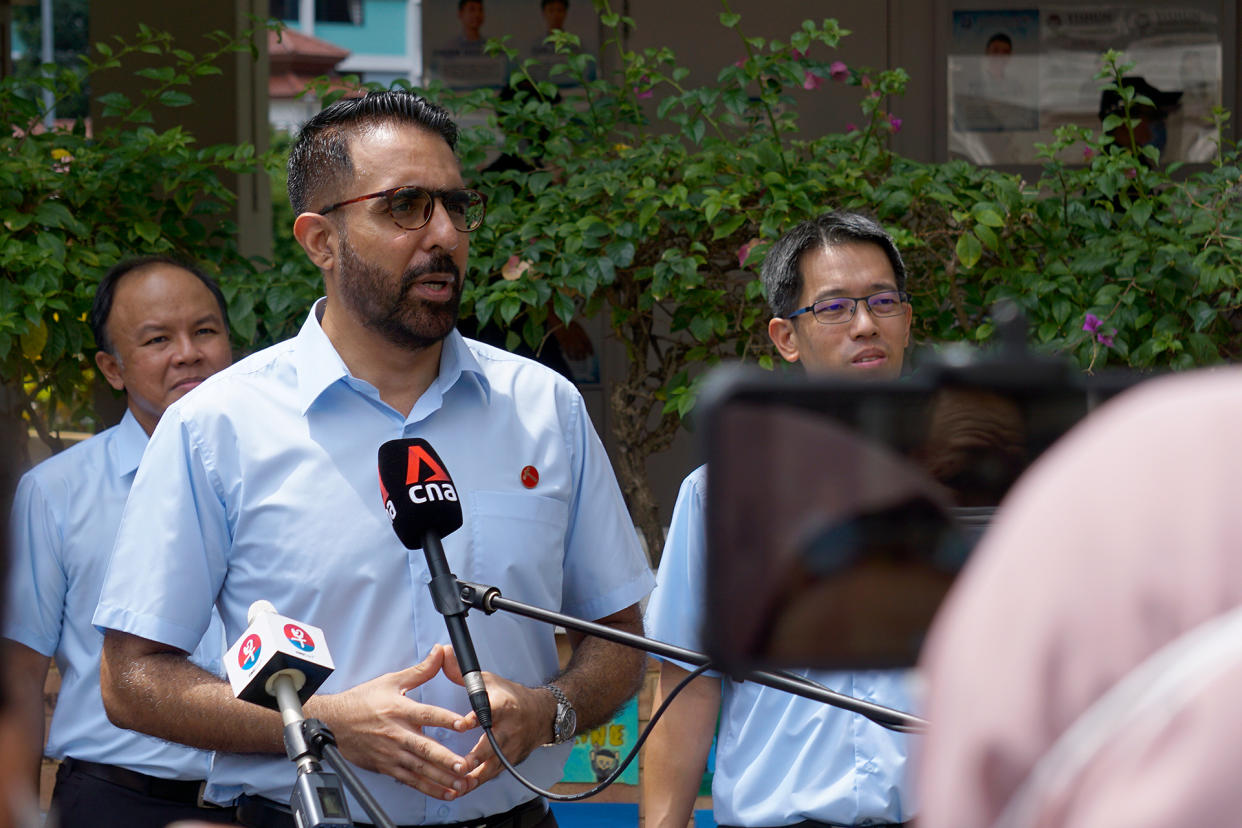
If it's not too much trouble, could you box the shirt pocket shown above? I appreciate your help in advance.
[467,490,569,610]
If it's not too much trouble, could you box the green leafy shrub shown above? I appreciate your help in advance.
[417,9,1242,557]
[0,25,273,461]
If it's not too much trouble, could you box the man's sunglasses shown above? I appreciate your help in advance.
[318,186,487,232]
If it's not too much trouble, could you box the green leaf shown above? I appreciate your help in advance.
[971,203,1004,227]
[973,224,998,252]
[158,90,194,108]
[719,11,742,28]
[134,221,161,243]
[955,232,982,269]
[1127,200,1152,227]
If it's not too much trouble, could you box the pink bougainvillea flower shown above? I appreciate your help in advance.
[634,75,654,99]
[734,58,746,68]
[502,255,533,281]
[1097,332,1115,347]
[1082,147,1095,161]
[869,90,882,99]
[829,60,849,81]
[1083,313,1102,333]
[791,48,806,60]
[888,115,903,133]
[1125,167,1137,179]
[845,122,858,133]
[861,75,873,88]
[803,71,824,91]
[737,237,761,269]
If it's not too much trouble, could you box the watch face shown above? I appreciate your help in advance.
[555,706,577,743]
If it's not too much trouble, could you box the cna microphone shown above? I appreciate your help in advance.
[377,438,493,729]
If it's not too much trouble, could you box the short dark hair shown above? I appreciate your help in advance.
[541,0,567,8]
[287,89,460,216]
[986,33,1012,50]
[458,0,482,10]
[90,256,229,355]
[760,211,907,318]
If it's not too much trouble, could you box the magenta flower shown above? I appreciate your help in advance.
[791,48,806,60]
[888,115,903,133]
[1082,147,1095,161]
[734,58,746,68]
[845,122,858,133]
[737,237,760,268]
[634,75,653,99]
[1083,313,1102,333]
[1125,167,1137,180]
[803,71,823,91]
[869,90,882,99]
[1096,332,1115,347]
[829,61,849,81]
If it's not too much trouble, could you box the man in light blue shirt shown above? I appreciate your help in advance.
[644,212,917,828]
[94,90,652,828]
[4,256,234,828]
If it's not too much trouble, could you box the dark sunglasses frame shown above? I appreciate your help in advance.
[317,186,488,232]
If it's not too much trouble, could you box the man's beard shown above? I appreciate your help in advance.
[337,227,462,351]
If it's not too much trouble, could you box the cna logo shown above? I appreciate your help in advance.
[405,444,458,505]
[238,634,261,670]
[284,623,315,653]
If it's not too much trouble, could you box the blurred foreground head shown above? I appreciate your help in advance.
[919,367,1242,828]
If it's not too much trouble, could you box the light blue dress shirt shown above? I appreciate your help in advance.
[95,301,654,823]
[5,409,220,779]
[645,465,916,827]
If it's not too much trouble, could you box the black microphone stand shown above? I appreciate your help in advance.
[272,676,397,828]
[454,580,926,732]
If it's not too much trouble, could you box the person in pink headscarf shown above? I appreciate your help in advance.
[918,367,1242,828]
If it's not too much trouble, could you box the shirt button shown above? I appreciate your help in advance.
[436,805,450,818]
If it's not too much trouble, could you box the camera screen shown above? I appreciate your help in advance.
[701,367,1136,675]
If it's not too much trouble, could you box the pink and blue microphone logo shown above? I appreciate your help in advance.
[284,623,315,653]
[238,634,262,670]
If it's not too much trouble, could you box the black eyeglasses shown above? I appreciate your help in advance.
[318,186,488,232]
[785,290,910,325]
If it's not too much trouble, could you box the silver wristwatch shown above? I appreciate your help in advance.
[540,683,577,745]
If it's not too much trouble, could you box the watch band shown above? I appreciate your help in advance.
[540,682,576,745]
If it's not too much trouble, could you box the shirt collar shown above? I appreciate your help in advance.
[293,298,490,415]
[112,408,149,478]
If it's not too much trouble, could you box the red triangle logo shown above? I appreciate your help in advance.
[406,445,450,485]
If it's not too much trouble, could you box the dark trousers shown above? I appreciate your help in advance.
[51,759,237,828]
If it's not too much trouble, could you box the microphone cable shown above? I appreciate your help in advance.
[478,662,714,801]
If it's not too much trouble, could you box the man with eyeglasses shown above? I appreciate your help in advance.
[94,90,652,828]
[644,212,916,828]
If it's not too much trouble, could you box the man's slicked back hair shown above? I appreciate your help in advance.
[90,256,229,355]
[760,211,907,319]
[287,89,460,217]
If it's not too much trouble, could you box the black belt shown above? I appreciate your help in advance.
[59,756,214,807]
[236,793,549,828]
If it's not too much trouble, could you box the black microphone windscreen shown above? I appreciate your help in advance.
[378,438,464,549]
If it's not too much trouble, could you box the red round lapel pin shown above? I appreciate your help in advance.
[520,465,539,489]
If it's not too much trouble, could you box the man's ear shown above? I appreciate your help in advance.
[903,303,913,348]
[767,317,801,365]
[293,213,338,272]
[95,350,125,392]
